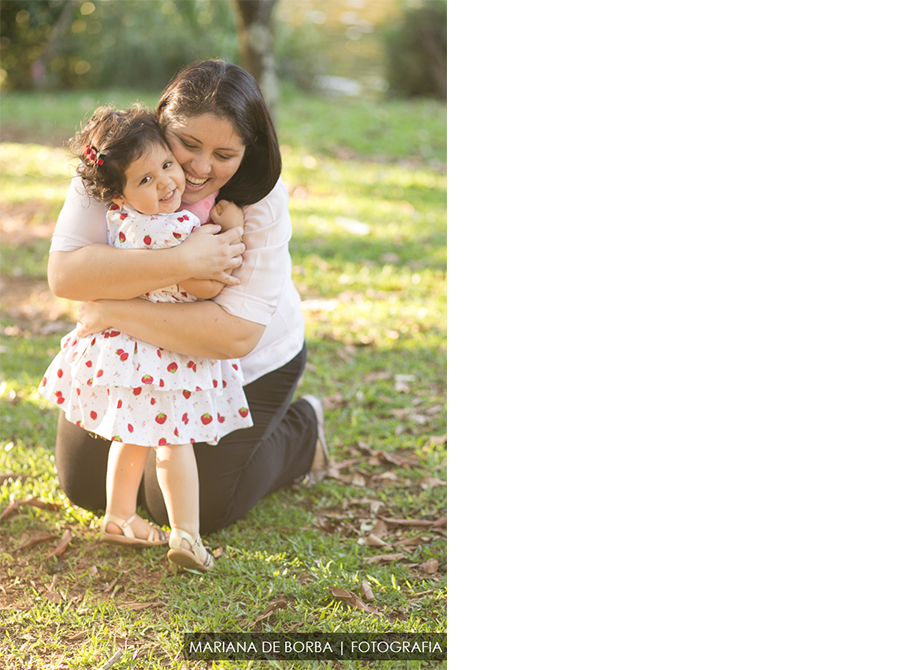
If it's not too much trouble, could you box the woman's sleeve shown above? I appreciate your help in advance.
[50,178,110,252]
[213,179,292,326]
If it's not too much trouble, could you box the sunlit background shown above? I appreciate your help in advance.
[0,0,446,102]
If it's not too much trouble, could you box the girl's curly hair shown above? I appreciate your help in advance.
[68,104,169,203]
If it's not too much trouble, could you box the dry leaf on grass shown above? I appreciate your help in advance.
[360,581,375,601]
[14,533,56,552]
[358,534,391,548]
[49,529,73,558]
[252,599,289,626]
[379,515,446,528]
[328,586,377,614]
[371,519,389,538]
[420,558,440,574]
[0,496,62,521]
[0,473,26,486]
[362,553,407,565]
[121,601,164,611]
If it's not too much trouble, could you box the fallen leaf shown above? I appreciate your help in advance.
[49,529,73,558]
[0,500,18,521]
[121,601,164,611]
[14,533,56,552]
[360,581,375,601]
[394,381,410,393]
[22,497,61,512]
[99,649,124,670]
[362,371,392,382]
[421,558,440,574]
[328,586,377,614]
[362,553,406,565]
[371,519,389,538]
[379,516,446,528]
[358,534,391,548]
[44,589,64,604]
[0,473,25,486]
[252,599,288,625]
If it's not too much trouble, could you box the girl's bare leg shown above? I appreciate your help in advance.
[155,443,208,562]
[105,442,157,538]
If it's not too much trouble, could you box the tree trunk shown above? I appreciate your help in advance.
[33,0,78,90]
[233,0,280,120]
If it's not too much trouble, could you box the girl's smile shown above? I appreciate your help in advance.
[113,143,185,215]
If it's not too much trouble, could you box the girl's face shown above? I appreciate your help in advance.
[163,113,247,205]
[113,142,185,215]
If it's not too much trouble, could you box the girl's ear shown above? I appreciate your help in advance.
[112,194,127,208]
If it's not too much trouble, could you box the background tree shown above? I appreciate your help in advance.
[384,0,446,100]
[233,0,279,119]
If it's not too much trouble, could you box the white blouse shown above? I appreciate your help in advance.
[50,177,305,384]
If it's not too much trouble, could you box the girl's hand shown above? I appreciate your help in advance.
[209,200,245,232]
[179,224,245,285]
[76,300,113,337]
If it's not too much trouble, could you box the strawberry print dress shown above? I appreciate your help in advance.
[39,203,253,447]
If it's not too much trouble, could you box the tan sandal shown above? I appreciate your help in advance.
[302,395,331,485]
[100,513,168,547]
[167,528,215,573]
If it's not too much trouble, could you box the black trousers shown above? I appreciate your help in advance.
[54,345,318,534]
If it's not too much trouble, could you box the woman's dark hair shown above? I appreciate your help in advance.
[69,105,169,203]
[156,59,281,207]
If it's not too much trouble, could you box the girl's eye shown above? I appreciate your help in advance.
[163,161,172,169]
[140,176,151,185]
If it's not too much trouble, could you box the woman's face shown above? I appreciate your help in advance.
[163,113,247,204]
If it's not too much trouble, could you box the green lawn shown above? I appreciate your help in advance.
[0,85,447,669]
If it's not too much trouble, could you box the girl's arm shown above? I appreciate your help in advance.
[48,178,245,301]
[165,201,247,300]
[77,298,265,360]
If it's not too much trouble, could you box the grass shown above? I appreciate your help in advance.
[0,84,446,669]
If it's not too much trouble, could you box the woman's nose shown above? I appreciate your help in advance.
[190,156,211,177]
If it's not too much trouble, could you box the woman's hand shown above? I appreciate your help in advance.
[76,300,113,338]
[178,224,245,285]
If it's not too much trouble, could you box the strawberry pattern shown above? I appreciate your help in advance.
[39,204,252,446]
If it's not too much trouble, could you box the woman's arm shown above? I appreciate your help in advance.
[48,178,245,301]
[77,298,264,360]
[48,226,245,301]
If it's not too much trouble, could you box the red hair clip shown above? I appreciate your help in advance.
[84,144,104,166]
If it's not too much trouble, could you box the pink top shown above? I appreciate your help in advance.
[50,178,305,384]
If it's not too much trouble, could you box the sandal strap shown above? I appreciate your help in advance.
[169,527,213,568]
[102,513,139,539]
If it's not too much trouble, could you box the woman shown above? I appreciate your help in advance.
[48,59,329,537]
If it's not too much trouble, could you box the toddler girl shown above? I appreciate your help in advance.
[40,105,252,572]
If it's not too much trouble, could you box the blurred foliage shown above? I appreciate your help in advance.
[0,0,445,102]
[0,0,239,91]
[384,0,446,100]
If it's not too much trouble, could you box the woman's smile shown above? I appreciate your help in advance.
[164,114,246,204]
